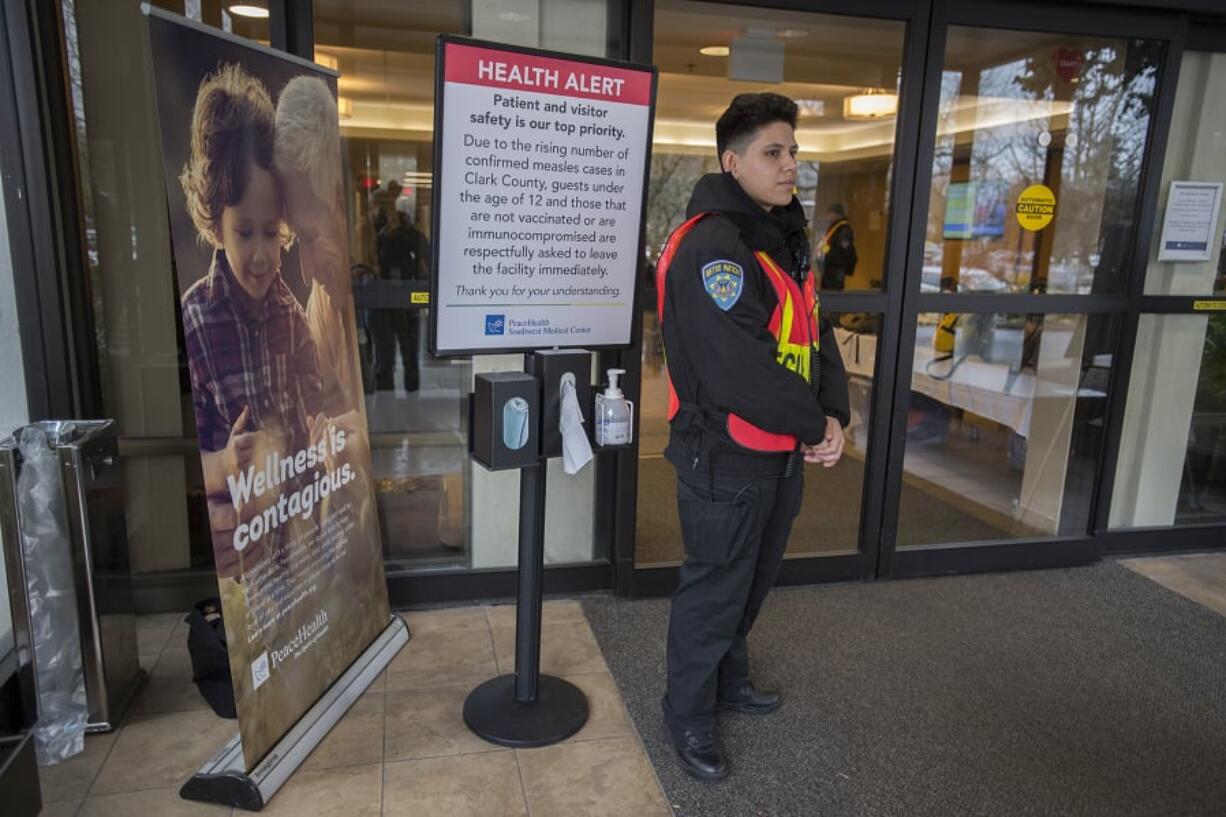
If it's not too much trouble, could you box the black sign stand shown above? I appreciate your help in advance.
[463,350,595,747]
[429,38,654,747]
[462,460,588,747]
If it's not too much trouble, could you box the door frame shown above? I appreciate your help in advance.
[880,0,1191,579]
[615,0,935,596]
[1093,15,1226,557]
[616,0,1218,598]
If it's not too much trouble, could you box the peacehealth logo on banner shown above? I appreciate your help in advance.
[146,14,391,772]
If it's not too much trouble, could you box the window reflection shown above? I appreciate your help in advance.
[64,0,269,576]
[785,312,878,558]
[316,0,613,570]
[900,313,1116,546]
[927,29,1159,295]
[314,2,469,569]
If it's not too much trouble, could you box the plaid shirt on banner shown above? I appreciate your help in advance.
[182,251,323,578]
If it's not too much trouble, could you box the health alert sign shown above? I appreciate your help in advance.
[429,36,657,356]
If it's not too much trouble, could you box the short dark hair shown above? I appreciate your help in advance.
[715,93,798,159]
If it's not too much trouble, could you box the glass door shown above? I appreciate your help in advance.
[624,0,924,592]
[880,1,1178,577]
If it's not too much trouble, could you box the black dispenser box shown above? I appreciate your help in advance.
[471,371,540,470]
[526,350,592,459]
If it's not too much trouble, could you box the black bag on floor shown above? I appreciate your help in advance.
[184,598,237,719]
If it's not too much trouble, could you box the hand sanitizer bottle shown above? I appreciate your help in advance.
[596,368,633,446]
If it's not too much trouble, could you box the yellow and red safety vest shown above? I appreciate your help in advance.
[818,218,849,257]
[655,212,820,453]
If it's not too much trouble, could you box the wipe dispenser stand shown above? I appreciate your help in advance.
[462,351,590,747]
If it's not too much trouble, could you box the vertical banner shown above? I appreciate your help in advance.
[430,36,657,355]
[146,14,390,771]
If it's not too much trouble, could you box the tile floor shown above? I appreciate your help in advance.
[37,600,672,817]
[1120,552,1226,618]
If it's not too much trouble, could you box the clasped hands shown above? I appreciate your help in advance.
[802,416,845,468]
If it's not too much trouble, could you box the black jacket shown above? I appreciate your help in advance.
[823,219,853,273]
[377,220,431,280]
[661,173,850,465]
[820,221,857,289]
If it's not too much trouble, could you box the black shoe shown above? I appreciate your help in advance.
[717,682,780,715]
[670,729,728,780]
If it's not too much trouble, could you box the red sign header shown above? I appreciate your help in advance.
[444,42,652,106]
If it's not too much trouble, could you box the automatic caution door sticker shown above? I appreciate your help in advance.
[1016,184,1056,231]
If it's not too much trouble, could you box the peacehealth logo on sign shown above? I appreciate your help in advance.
[430,36,657,356]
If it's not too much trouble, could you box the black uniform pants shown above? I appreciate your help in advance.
[372,310,419,391]
[662,458,804,737]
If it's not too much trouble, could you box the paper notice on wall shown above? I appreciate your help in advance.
[431,37,656,355]
[1157,181,1223,262]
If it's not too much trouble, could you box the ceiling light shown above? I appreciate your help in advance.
[314,52,339,71]
[776,28,808,38]
[699,45,730,57]
[337,96,353,119]
[227,3,269,19]
[843,87,898,121]
[497,11,532,22]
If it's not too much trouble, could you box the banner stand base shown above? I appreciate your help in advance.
[463,673,588,748]
[180,616,409,812]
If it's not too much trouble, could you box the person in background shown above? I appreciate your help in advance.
[373,201,431,392]
[816,202,857,290]
[371,178,402,235]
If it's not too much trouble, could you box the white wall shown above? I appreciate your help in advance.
[1111,314,1208,527]
[1143,52,1226,297]
[0,181,24,658]
[1110,51,1226,528]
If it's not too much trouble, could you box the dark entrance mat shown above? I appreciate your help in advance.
[634,455,1016,567]
[582,563,1226,817]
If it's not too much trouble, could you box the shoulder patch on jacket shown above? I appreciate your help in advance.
[701,259,743,311]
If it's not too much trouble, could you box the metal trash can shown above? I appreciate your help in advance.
[0,420,141,733]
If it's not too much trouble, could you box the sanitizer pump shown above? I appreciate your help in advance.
[595,368,633,446]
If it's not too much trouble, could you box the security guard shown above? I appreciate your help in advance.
[817,202,857,290]
[655,93,850,780]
